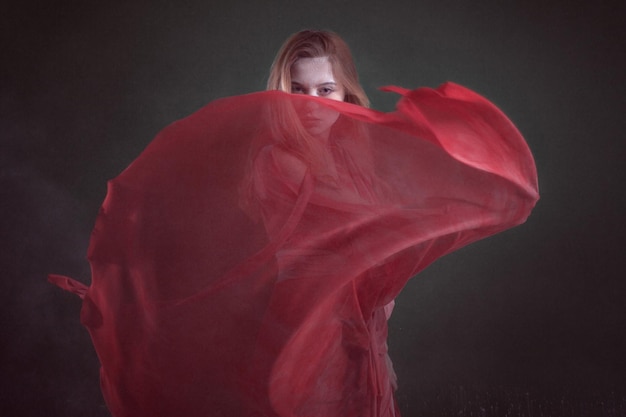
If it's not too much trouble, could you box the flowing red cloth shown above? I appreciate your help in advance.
[50,82,538,417]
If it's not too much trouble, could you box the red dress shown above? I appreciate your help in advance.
[50,82,539,417]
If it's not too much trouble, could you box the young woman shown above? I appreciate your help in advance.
[51,30,539,417]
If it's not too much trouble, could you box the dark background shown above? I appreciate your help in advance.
[2,0,625,415]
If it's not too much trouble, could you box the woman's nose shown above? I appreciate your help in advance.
[302,99,320,113]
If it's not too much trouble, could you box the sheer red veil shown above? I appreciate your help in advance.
[51,82,538,417]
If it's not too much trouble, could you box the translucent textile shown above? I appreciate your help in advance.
[50,82,539,417]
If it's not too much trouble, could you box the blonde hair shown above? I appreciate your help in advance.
[267,30,370,108]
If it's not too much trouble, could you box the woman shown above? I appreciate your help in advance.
[50,30,538,417]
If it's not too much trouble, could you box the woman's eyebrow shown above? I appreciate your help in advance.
[291,81,337,86]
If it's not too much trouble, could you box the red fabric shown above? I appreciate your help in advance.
[52,82,538,417]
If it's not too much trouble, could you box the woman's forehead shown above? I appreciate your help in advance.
[290,57,336,85]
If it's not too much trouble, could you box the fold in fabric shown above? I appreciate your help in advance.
[51,82,539,417]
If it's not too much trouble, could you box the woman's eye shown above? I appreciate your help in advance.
[291,86,304,93]
[319,88,333,96]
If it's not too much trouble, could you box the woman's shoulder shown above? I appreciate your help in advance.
[256,145,307,186]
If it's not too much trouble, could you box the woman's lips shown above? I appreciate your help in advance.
[301,115,323,125]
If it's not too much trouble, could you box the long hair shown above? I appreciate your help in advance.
[267,30,370,108]
[240,31,372,220]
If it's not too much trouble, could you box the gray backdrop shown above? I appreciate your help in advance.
[2,0,625,415]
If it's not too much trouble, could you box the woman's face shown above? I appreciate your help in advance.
[290,57,345,137]
[290,57,345,101]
